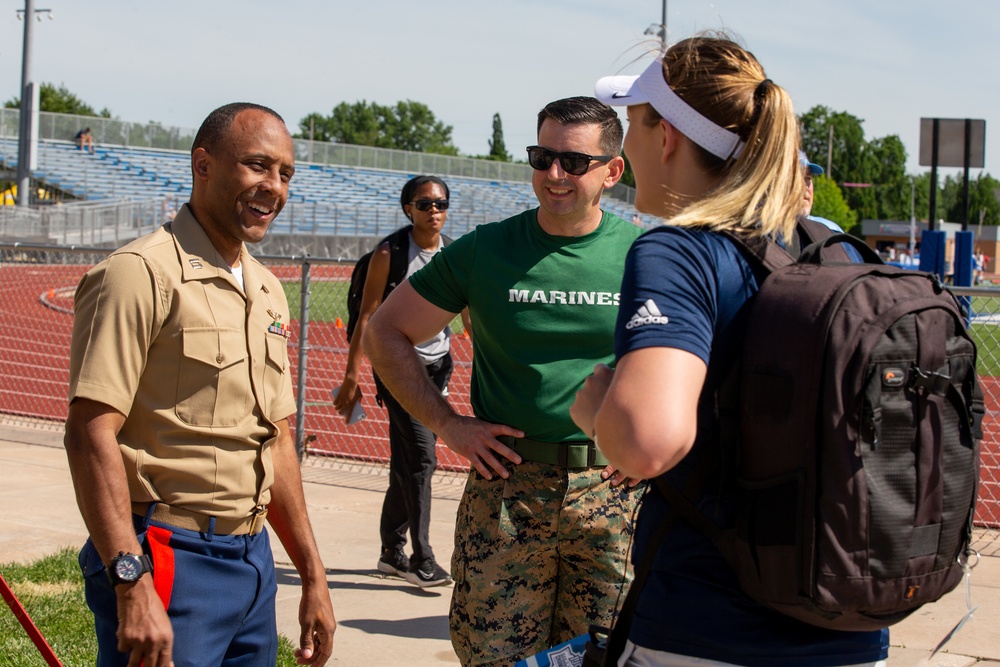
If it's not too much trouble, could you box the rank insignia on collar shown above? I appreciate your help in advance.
[188,259,203,269]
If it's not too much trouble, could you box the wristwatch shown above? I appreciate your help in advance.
[106,551,154,586]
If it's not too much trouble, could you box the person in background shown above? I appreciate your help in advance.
[335,175,465,588]
[64,103,336,667]
[75,127,95,154]
[800,150,863,261]
[363,96,644,666]
[573,34,889,666]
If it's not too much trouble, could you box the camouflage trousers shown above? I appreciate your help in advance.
[449,461,643,667]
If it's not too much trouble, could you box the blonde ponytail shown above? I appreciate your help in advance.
[651,33,805,242]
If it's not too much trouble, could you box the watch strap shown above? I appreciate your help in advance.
[105,552,154,586]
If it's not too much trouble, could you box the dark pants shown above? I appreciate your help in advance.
[80,510,278,667]
[374,353,453,564]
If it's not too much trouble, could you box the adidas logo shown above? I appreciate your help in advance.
[625,299,669,329]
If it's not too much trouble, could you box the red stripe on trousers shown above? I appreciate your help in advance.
[145,525,176,611]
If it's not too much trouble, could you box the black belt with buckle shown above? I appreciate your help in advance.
[498,436,608,469]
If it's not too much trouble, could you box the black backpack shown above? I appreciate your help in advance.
[602,221,985,663]
[344,225,452,343]
[698,222,983,629]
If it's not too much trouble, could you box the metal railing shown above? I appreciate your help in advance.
[0,198,166,245]
[0,196,502,254]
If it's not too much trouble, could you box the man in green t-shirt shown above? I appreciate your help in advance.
[364,97,644,667]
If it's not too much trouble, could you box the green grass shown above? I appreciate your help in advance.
[283,280,349,323]
[971,324,1000,377]
[281,279,468,334]
[967,295,1000,376]
[0,548,298,666]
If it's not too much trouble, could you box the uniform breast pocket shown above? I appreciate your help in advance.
[260,333,289,412]
[176,327,251,427]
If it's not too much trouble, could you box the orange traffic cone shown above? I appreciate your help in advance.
[47,288,55,299]
[335,317,344,329]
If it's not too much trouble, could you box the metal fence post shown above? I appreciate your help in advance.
[295,259,312,460]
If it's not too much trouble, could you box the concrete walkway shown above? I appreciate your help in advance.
[1,421,998,666]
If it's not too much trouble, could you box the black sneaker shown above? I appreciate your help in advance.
[404,558,453,588]
[377,549,410,577]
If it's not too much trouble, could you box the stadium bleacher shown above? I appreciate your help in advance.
[0,138,642,238]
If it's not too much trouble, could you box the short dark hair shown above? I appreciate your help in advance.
[536,96,623,156]
[192,103,285,155]
[400,175,450,213]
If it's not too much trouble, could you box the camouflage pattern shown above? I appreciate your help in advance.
[449,460,643,666]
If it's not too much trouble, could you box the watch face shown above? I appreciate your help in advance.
[115,555,141,581]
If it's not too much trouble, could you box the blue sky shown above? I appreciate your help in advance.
[0,0,995,180]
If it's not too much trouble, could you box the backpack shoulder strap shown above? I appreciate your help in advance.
[384,225,413,295]
[722,216,857,274]
[795,217,861,264]
[797,216,834,245]
[721,229,794,275]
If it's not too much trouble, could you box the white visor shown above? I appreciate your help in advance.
[595,59,745,160]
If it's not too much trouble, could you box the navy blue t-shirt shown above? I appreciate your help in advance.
[616,226,889,666]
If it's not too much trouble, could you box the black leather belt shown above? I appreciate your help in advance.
[498,436,608,469]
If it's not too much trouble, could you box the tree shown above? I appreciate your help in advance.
[800,107,866,184]
[384,100,457,154]
[799,105,911,222]
[4,82,111,117]
[811,176,858,234]
[800,106,872,218]
[488,113,510,162]
[941,173,1000,227]
[297,100,458,155]
[867,135,910,221]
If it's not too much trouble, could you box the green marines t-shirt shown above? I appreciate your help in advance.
[408,208,642,442]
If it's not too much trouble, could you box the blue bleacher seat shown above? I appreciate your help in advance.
[0,137,641,236]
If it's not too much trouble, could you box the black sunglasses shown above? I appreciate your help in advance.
[411,199,449,212]
[526,146,614,176]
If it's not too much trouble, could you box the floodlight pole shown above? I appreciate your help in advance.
[16,0,37,207]
[659,0,667,46]
[645,1,668,48]
[15,1,52,207]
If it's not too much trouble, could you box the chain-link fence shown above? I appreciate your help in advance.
[0,243,473,486]
[1,243,998,535]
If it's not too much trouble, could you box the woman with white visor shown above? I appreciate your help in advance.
[571,33,889,667]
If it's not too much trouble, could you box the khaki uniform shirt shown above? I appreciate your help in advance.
[68,204,296,520]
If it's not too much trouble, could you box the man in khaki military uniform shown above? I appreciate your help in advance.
[64,103,335,667]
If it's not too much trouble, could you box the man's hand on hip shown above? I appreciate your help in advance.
[439,416,524,480]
